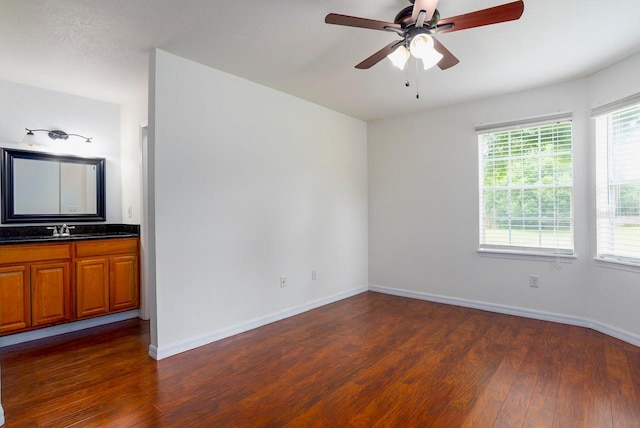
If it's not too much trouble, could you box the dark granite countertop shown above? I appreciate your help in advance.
[0,224,139,245]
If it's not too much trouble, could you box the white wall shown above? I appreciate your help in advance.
[150,49,368,358]
[368,52,640,343]
[120,93,148,224]
[0,79,122,224]
[120,90,148,320]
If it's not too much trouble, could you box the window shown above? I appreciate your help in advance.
[594,98,640,264]
[477,116,574,255]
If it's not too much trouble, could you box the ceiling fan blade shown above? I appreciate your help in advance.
[436,0,524,34]
[325,13,401,31]
[411,0,439,23]
[432,38,459,70]
[355,41,403,69]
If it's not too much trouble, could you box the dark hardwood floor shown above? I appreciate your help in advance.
[2,291,640,427]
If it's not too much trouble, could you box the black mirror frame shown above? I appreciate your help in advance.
[1,148,106,224]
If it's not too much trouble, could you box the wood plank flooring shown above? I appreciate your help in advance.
[2,291,640,427]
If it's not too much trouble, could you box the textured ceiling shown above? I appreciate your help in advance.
[1,0,640,121]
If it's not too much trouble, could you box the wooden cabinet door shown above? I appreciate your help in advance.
[76,258,109,319]
[109,255,139,311]
[0,265,31,334]
[31,262,71,327]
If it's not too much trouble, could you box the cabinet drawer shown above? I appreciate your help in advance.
[0,244,70,264]
[74,238,138,258]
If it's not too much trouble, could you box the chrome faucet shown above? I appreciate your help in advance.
[46,226,60,237]
[60,224,75,237]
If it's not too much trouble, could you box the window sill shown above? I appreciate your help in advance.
[478,248,577,263]
[593,257,640,273]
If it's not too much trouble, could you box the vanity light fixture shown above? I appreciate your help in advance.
[25,128,92,143]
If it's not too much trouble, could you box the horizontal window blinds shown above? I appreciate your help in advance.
[591,93,640,118]
[478,119,574,253]
[594,102,640,263]
[475,113,572,134]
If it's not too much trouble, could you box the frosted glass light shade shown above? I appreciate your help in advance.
[421,49,443,70]
[409,34,443,70]
[409,34,434,59]
[387,45,410,70]
[21,131,39,147]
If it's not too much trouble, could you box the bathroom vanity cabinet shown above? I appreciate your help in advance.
[0,243,71,334]
[75,238,139,319]
[0,237,139,335]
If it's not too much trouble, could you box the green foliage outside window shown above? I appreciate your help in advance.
[479,121,573,250]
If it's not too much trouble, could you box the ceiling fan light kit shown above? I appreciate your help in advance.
[325,0,525,92]
[420,50,444,71]
[409,34,434,59]
[388,34,444,71]
[388,45,410,70]
[411,34,444,70]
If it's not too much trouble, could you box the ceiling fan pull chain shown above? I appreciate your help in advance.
[405,60,410,87]
[415,59,420,99]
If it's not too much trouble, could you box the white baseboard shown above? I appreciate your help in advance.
[148,344,159,360]
[0,310,140,348]
[0,404,4,426]
[368,284,640,348]
[149,286,368,360]
[586,319,640,347]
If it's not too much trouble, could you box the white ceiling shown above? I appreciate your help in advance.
[1,0,640,121]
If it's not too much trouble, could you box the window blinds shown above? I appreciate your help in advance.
[478,118,574,253]
[594,102,640,263]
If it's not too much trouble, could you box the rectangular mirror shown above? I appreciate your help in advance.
[2,148,105,223]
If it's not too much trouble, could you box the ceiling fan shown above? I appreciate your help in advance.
[325,0,524,71]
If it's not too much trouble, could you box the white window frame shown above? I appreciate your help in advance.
[592,94,640,269]
[476,114,575,259]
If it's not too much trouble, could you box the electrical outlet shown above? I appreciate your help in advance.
[311,269,318,281]
[280,275,287,288]
[529,274,539,288]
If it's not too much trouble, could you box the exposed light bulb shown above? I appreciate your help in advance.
[387,45,410,70]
